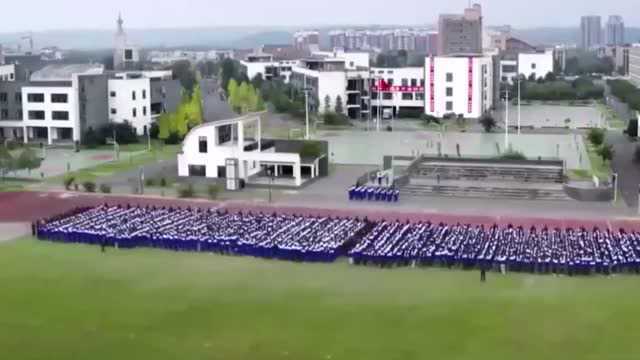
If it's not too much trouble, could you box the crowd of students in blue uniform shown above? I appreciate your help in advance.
[36,205,640,275]
[350,221,640,275]
[347,186,400,202]
[36,205,368,263]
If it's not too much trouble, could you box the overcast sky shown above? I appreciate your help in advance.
[2,0,638,33]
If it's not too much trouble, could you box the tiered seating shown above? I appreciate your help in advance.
[348,186,400,202]
[349,222,640,275]
[36,205,368,263]
[412,162,564,183]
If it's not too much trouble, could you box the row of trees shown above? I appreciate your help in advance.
[227,79,265,114]
[157,86,204,144]
[564,51,615,76]
[607,79,640,111]
[587,128,614,163]
[83,122,140,148]
[520,76,604,101]
[0,147,42,178]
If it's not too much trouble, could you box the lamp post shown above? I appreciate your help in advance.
[504,82,510,151]
[517,76,521,136]
[267,167,274,203]
[303,87,311,140]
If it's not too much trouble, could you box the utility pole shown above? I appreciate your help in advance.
[304,88,310,140]
[505,83,509,150]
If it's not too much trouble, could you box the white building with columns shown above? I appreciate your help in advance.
[178,114,323,188]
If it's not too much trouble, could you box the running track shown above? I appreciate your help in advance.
[2,191,640,231]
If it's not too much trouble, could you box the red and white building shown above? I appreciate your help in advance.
[424,55,493,118]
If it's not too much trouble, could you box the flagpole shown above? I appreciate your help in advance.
[517,77,521,136]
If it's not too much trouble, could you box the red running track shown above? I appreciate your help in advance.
[2,191,639,231]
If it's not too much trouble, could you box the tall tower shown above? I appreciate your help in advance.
[114,13,125,70]
[580,16,602,49]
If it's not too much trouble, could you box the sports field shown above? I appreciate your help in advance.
[1,237,638,360]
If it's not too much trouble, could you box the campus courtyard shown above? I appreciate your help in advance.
[502,103,605,129]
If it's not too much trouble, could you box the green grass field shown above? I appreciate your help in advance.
[1,237,639,360]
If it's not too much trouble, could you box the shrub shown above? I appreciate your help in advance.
[323,111,349,126]
[160,177,168,187]
[149,122,160,139]
[99,122,140,145]
[164,131,182,145]
[144,178,155,187]
[82,127,104,149]
[499,150,527,160]
[597,143,614,163]
[420,114,438,124]
[99,184,112,194]
[397,108,423,119]
[300,142,323,158]
[627,119,638,138]
[178,183,195,198]
[207,184,221,200]
[587,128,605,147]
[63,174,75,190]
[82,181,96,193]
[479,114,497,133]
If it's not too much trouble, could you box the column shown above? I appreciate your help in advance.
[293,162,301,187]
[22,126,28,144]
[47,127,53,145]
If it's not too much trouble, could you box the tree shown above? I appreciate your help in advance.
[479,114,497,133]
[324,95,331,114]
[528,73,537,81]
[587,128,605,147]
[544,72,557,82]
[627,118,638,138]
[334,95,344,114]
[158,113,173,140]
[15,148,41,175]
[227,78,239,111]
[167,60,197,97]
[251,73,264,91]
[0,146,14,179]
[597,143,614,163]
[82,127,104,149]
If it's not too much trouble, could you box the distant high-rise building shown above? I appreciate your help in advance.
[606,15,625,46]
[293,31,320,52]
[438,3,483,55]
[580,16,602,49]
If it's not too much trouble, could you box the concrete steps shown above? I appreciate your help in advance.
[401,184,571,201]
[412,164,564,184]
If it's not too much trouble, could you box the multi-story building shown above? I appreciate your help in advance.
[370,67,425,117]
[629,45,640,87]
[328,28,436,53]
[108,71,181,135]
[606,16,625,46]
[293,31,320,52]
[438,4,483,55]
[240,49,300,83]
[0,64,109,144]
[290,50,370,119]
[415,31,438,55]
[424,55,493,119]
[580,16,602,49]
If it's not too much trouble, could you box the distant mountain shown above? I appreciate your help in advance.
[231,31,293,49]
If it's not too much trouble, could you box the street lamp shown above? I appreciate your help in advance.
[303,87,312,140]
[267,167,274,203]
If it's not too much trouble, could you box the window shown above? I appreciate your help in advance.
[446,73,453,82]
[402,93,413,100]
[124,49,133,61]
[446,101,453,111]
[411,79,418,87]
[199,136,208,153]
[110,91,116,97]
[132,108,137,117]
[401,78,409,86]
[446,87,453,97]
[142,89,147,99]
[143,106,147,116]
[15,93,22,102]
[9,73,14,80]
[415,93,425,101]
[110,108,117,115]
[0,93,7,102]
[0,109,8,119]
[28,110,45,120]
[132,91,136,101]
[16,109,22,118]
[387,79,394,86]
[532,63,537,69]
[420,79,425,87]
[371,92,379,100]
[52,111,69,120]
[27,93,45,103]
[51,93,68,103]
[383,92,393,100]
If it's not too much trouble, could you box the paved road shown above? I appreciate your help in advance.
[200,78,235,122]
[609,132,640,209]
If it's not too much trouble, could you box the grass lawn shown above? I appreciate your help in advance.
[585,142,613,181]
[1,237,639,360]
[45,143,181,184]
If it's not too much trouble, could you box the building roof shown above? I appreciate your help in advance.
[30,63,104,82]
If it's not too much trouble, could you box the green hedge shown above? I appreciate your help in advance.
[607,79,640,111]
